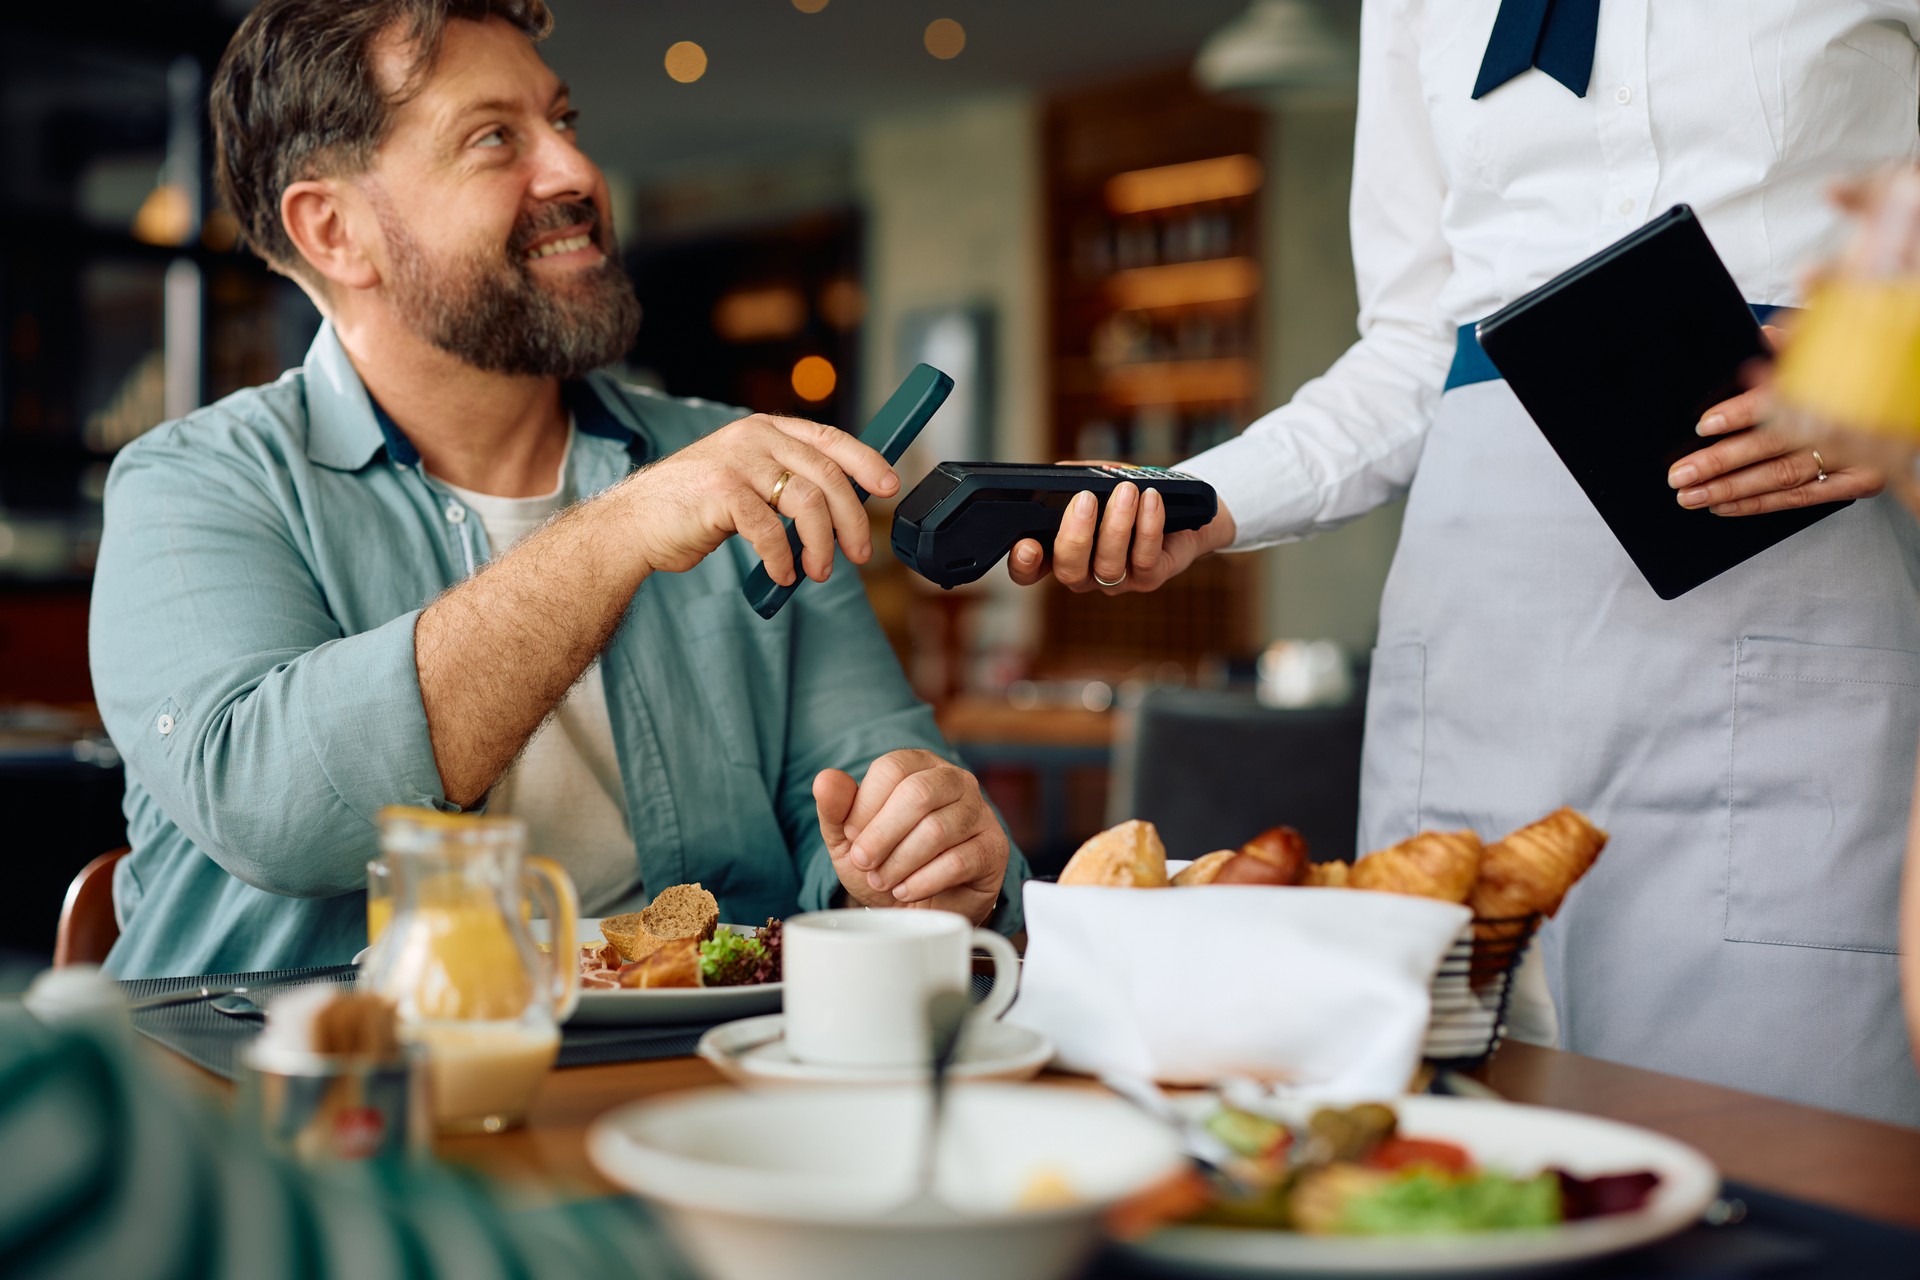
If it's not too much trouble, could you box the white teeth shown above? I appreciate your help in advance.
[527,233,593,261]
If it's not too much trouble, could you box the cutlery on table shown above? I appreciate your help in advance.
[911,989,972,1210]
[1098,1072,1261,1196]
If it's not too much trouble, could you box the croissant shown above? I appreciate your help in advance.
[1350,830,1483,904]
[1469,807,1608,920]
[1170,850,1238,886]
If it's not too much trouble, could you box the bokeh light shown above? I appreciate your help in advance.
[792,0,829,11]
[791,355,838,402]
[663,41,708,83]
[923,19,966,60]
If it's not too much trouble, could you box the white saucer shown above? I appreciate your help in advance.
[698,1014,1054,1086]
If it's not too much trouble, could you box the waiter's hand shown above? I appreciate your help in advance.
[814,750,1007,925]
[1668,326,1886,516]
[1005,464,1239,593]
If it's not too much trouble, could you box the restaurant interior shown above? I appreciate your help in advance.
[5,2,1920,1278]
[1,0,1392,957]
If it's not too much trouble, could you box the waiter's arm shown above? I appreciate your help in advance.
[1012,0,1456,593]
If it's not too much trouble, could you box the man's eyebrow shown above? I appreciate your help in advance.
[442,83,572,134]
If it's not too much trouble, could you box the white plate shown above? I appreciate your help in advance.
[1122,1095,1719,1277]
[698,1013,1054,1086]
[545,918,783,1027]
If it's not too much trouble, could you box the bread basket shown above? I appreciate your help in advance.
[1421,912,1541,1069]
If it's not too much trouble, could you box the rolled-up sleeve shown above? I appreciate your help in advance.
[772,559,1027,933]
[89,418,449,899]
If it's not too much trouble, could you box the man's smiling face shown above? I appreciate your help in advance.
[358,16,639,378]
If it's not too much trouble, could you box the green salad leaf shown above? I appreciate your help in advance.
[1338,1169,1562,1235]
[699,931,768,987]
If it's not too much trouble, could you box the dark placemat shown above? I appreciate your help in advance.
[1084,1180,1920,1280]
[121,967,745,1081]
[124,965,360,1080]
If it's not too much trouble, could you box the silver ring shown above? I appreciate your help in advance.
[1092,566,1128,588]
[1811,450,1827,484]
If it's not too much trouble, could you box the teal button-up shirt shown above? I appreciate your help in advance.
[90,324,1025,977]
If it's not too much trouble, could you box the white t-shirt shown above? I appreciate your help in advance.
[435,429,644,915]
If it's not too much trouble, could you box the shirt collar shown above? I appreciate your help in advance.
[301,320,654,471]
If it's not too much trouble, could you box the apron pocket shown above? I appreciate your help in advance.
[1359,642,1426,849]
[1726,637,1919,954]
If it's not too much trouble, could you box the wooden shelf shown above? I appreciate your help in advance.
[1101,357,1258,407]
[1107,257,1259,310]
[1040,67,1264,672]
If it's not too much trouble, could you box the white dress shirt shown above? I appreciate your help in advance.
[1185,0,1920,547]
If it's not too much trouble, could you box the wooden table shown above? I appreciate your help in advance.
[425,1042,1920,1230]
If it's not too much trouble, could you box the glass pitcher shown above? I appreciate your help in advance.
[360,806,580,1134]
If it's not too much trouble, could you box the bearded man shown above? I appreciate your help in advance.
[89,0,1024,977]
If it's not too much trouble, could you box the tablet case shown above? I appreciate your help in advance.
[1475,204,1847,600]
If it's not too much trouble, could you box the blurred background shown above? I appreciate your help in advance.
[1,0,1396,956]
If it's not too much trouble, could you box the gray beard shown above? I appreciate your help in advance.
[377,204,641,380]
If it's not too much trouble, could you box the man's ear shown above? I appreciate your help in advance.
[281,179,382,292]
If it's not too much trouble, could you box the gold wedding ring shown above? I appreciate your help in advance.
[1811,450,1828,484]
[766,470,794,509]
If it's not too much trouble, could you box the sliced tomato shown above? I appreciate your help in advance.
[1362,1136,1474,1174]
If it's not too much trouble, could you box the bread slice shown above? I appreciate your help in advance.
[601,883,719,963]
[1058,820,1169,887]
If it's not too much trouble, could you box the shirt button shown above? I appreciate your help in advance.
[445,503,466,524]
[156,714,175,736]
[1619,198,1636,216]
[1614,85,1632,104]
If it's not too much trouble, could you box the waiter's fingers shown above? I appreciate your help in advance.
[1089,483,1137,591]
[1050,492,1100,590]
[1008,537,1047,585]
[1677,449,1830,509]
[1694,386,1771,438]
[1706,465,1886,516]
[1669,424,1798,492]
[1130,488,1167,577]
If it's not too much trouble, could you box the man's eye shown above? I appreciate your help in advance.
[475,128,507,149]
[555,110,580,135]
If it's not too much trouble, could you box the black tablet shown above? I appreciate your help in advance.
[1475,204,1846,600]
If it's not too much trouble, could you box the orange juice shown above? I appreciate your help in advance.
[409,1021,559,1132]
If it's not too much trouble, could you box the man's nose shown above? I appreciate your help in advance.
[526,127,600,205]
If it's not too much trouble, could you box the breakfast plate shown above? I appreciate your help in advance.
[536,918,783,1027]
[1121,1095,1719,1277]
[698,1013,1053,1086]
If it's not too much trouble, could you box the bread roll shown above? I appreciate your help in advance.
[1350,830,1482,904]
[602,882,719,963]
[1470,808,1608,920]
[1304,860,1351,888]
[1170,850,1237,887]
[1235,825,1309,885]
[1210,851,1299,885]
[1058,820,1169,887]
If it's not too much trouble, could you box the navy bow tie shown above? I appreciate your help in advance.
[1472,0,1601,99]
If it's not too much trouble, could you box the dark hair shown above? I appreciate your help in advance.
[210,0,553,278]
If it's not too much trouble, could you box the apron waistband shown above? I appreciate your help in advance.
[1445,303,1794,393]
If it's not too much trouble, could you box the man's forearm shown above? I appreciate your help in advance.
[414,484,646,807]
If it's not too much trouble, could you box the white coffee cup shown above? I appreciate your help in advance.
[781,909,1020,1069]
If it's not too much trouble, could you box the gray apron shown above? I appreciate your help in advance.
[1358,379,1920,1128]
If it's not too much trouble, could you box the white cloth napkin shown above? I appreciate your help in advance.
[1007,882,1470,1094]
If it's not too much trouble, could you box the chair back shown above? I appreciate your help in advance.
[1108,687,1367,862]
[54,847,130,968]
